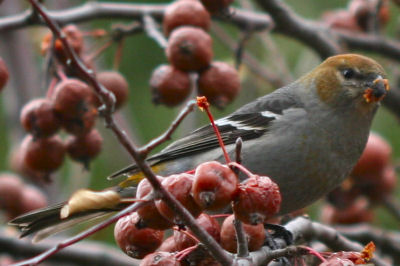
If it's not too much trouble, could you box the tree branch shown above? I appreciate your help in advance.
[0,228,138,266]
[0,2,272,32]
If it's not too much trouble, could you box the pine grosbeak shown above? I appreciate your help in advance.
[11,54,389,239]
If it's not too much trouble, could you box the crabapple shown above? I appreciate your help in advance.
[150,64,191,107]
[114,212,164,259]
[136,176,174,230]
[192,161,238,211]
[163,0,211,36]
[166,27,213,71]
[220,214,265,253]
[20,98,60,138]
[232,175,281,225]
[197,62,241,108]
[21,135,66,172]
[155,173,202,223]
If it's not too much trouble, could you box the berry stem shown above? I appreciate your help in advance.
[197,96,231,163]
[139,100,196,157]
[228,162,253,178]
[113,39,124,70]
[142,14,168,49]
[173,226,200,243]
[301,246,327,262]
[176,245,198,261]
[56,66,68,81]
[87,39,113,62]
[45,77,58,98]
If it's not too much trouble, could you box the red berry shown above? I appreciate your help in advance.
[363,165,397,202]
[220,214,265,253]
[114,212,164,259]
[351,133,392,180]
[157,236,178,252]
[0,256,15,266]
[136,177,174,230]
[174,213,220,250]
[9,146,44,181]
[326,183,360,209]
[166,27,213,71]
[320,198,373,225]
[0,173,23,211]
[200,0,234,14]
[13,185,47,217]
[150,64,191,106]
[94,71,129,109]
[163,0,211,36]
[322,10,362,32]
[21,135,66,172]
[41,25,84,62]
[140,251,179,266]
[61,107,97,136]
[349,0,390,31]
[233,175,281,225]
[320,257,358,266]
[66,129,103,165]
[20,98,60,138]
[192,161,238,210]
[52,79,95,120]
[197,62,241,108]
[0,57,9,91]
[155,173,202,223]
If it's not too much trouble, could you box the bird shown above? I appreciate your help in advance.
[10,54,389,241]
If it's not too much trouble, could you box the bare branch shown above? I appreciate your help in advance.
[139,100,196,158]
[0,228,138,266]
[0,2,272,32]
[142,14,168,49]
[11,200,148,266]
[255,0,340,58]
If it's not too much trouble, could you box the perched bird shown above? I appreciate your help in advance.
[10,54,389,241]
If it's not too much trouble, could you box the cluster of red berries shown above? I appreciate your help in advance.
[114,160,281,264]
[0,173,47,220]
[150,0,240,108]
[0,56,9,92]
[12,25,130,180]
[322,0,389,32]
[322,132,396,225]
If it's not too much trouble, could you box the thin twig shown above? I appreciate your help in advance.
[335,223,400,264]
[0,229,137,266]
[139,100,196,157]
[11,201,148,266]
[142,14,168,49]
[0,3,272,33]
[233,217,249,258]
[232,137,248,258]
[254,245,308,265]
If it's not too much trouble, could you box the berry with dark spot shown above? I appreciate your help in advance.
[166,27,213,72]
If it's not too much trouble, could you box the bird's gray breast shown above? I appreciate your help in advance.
[237,107,368,214]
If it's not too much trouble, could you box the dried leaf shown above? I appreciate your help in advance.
[361,241,375,262]
[60,189,121,219]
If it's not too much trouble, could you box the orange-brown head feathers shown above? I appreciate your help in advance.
[304,54,388,107]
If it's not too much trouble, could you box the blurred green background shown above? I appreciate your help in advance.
[0,0,399,247]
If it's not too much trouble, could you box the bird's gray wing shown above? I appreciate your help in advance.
[108,88,302,179]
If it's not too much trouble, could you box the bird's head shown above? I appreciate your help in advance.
[302,54,389,112]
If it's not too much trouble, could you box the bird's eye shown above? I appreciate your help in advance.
[342,68,355,79]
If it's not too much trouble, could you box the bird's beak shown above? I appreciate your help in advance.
[363,77,389,103]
